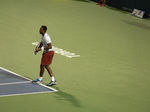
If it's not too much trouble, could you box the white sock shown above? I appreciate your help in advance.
[51,76,55,82]
[38,77,43,81]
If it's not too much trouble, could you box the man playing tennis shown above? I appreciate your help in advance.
[32,25,57,86]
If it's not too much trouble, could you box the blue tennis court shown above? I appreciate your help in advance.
[0,67,57,97]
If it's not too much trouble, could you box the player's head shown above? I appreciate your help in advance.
[39,25,47,35]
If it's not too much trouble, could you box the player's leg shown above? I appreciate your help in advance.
[45,65,53,77]
[45,51,57,86]
[32,53,45,83]
[43,51,54,78]
[32,65,44,83]
[40,65,45,77]
[45,65,57,86]
[34,53,46,82]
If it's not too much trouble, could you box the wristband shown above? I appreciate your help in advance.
[41,47,44,50]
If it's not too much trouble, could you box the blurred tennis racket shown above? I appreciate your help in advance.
[34,42,41,55]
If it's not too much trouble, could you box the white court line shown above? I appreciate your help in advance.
[0,67,32,81]
[0,67,57,91]
[0,67,57,97]
[0,89,56,97]
[0,81,31,86]
[32,42,80,58]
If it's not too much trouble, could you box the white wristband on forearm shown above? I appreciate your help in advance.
[41,47,44,50]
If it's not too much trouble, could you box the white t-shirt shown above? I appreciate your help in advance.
[41,33,51,48]
[41,33,53,52]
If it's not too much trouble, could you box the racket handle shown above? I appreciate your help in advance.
[34,51,37,55]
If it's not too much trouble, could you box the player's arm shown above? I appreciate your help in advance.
[39,42,43,49]
[44,43,52,50]
[35,42,43,52]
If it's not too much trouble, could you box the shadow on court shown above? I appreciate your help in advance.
[123,20,150,30]
[53,87,83,108]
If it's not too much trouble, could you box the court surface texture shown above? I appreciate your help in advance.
[0,0,150,112]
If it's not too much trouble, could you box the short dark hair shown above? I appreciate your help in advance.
[41,25,47,32]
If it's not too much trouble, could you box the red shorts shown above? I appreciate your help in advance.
[41,51,54,65]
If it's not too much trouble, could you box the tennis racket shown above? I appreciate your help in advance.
[34,42,41,55]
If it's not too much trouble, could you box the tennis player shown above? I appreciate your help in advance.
[33,25,57,86]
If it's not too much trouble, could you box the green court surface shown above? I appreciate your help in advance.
[0,0,150,112]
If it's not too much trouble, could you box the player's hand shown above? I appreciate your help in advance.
[35,48,41,52]
[34,50,38,55]
[34,48,41,55]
